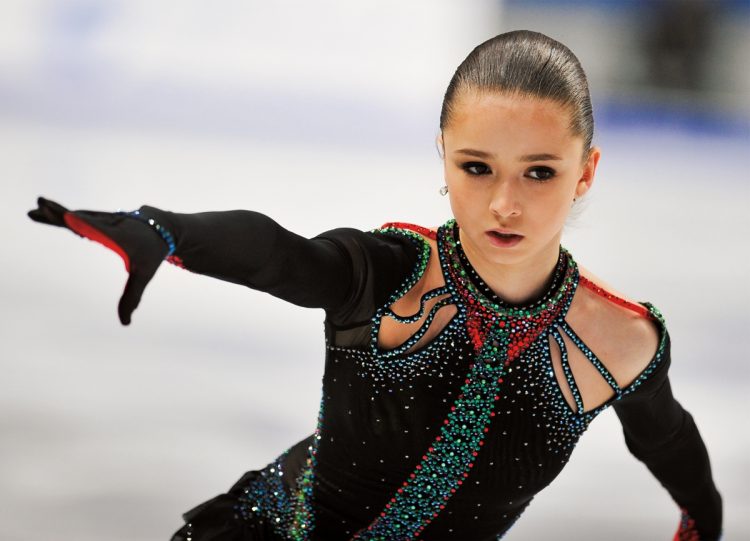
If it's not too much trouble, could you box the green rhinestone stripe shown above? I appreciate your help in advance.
[371,226,432,308]
[352,334,509,540]
[442,219,575,320]
[234,395,328,540]
[287,395,325,540]
[352,222,579,540]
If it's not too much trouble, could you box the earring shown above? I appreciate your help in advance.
[439,185,448,196]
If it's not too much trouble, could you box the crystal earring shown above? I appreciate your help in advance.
[439,185,449,196]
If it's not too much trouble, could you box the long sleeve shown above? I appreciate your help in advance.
[138,206,420,323]
[612,336,722,540]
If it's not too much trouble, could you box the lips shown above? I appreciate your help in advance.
[486,229,524,247]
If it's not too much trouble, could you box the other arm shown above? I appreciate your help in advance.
[28,197,419,325]
[612,338,723,540]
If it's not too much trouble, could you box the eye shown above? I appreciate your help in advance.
[461,162,492,176]
[527,166,556,182]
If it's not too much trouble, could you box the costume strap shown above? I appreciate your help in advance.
[578,275,652,319]
[379,221,438,240]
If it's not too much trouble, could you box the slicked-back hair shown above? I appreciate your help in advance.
[440,30,594,152]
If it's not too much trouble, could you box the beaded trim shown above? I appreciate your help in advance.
[559,321,621,395]
[579,275,652,319]
[340,315,464,387]
[238,219,670,540]
[382,285,450,324]
[603,302,668,401]
[369,225,433,358]
[551,329,585,414]
[235,452,292,526]
[549,304,668,423]
[352,336,509,539]
[352,220,580,539]
[441,219,578,354]
[286,397,323,540]
[375,296,455,357]
[675,508,701,541]
[116,209,176,256]
[379,221,437,240]
[452,221,567,314]
[235,398,324,540]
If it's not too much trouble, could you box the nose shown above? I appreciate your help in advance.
[488,179,521,219]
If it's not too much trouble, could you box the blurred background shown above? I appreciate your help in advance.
[2,1,748,539]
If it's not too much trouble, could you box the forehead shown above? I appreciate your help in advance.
[443,91,581,154]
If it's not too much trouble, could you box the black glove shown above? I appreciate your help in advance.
[28,197,173,325]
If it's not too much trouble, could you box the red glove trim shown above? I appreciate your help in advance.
[674,508,701,541]
[63,213,131,272]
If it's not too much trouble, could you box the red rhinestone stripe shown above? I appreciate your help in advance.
[579,275,652,319]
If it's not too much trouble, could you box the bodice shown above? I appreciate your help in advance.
[235,219,669,541]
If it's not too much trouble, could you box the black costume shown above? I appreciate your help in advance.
[27,200,723,540]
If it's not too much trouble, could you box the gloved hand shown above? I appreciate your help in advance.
[674,508,722,541]
[28,197,173,325]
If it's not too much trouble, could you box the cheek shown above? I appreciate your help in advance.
[525,187,574,227]
[546,198,574,230]
[447,195,478,233]
[448,187,483,219]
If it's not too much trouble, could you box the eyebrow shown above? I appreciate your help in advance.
[455,148,494,159]
[520,153,563,162]
[455,148,562,161]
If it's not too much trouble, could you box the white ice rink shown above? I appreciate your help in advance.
[1,2,748,540]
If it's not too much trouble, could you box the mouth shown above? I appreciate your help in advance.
[486,229,524,247]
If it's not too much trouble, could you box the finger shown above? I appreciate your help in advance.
[118,264,159,325]
[118,273,145,325]
[27,208,53,224]
[28,197,69,226]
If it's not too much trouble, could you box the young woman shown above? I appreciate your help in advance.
[28,31,722,540]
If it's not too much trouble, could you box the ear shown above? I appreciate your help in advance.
[435,132,445,159]
[575,146,601,199]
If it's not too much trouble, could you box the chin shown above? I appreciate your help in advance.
[478,240,529,262]
[485,250,530,266]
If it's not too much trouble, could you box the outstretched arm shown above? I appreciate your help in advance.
[28,197,419,325]
[612,338,722,540]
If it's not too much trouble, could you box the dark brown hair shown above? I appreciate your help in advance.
[440,30,594,151]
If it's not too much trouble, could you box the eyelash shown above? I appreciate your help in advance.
[461,162,491,176]
[527,166,556,182]
[460,162,557,182]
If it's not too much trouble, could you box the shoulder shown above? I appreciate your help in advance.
[317,221,436,270]
[376,221,439,242]
[317,222,441,325]
[374,221,444,308]
[567,266,667,389]
[374,221,439,285]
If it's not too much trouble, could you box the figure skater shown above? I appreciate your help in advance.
[28,30,722,541]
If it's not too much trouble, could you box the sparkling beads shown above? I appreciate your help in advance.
[117,209,176,255]
[231,217,670,541]
[351,220,580,539]
[674,508,701,541]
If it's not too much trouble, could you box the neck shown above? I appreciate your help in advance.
[458,228,562,305]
